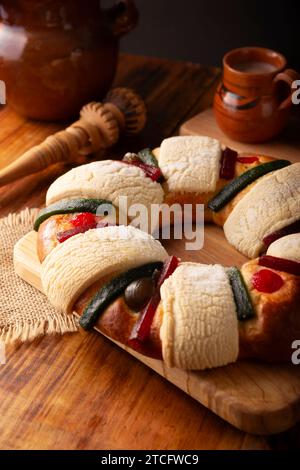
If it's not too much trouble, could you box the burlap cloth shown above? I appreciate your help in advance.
[0,208,78,344]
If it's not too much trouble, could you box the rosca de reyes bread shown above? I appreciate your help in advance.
[39,225,300,369]
[28,135,300,370]
[34,135,300,261]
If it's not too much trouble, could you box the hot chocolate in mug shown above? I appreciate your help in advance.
[214,47,299,143]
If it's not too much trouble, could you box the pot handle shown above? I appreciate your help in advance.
[273,68,300,111]
[105,0,139,38]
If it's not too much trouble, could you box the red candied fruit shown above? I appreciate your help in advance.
[57,213,97,243]
[237,156,259,164]
[259,255,300,276]
[219,147,237,180]
[70,212,97,228]
[252,269,284,294]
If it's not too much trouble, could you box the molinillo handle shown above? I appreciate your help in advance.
[0,87,147,188]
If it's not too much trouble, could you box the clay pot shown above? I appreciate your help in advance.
[0,0,138,121]
[214,47,300,143]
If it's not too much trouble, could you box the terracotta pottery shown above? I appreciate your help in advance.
[214,47,300,143]
[0,0,138,121]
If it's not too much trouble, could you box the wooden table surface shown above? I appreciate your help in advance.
[0,53,299,450]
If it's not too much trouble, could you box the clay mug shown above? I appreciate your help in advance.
[214,47,300,143]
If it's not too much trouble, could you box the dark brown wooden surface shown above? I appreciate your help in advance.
[0,53,299,449]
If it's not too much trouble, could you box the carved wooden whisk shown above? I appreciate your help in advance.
[0,88,147,187]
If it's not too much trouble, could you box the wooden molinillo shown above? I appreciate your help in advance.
[0,88,147,188]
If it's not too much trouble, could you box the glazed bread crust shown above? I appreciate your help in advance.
[72,258,300,364]
[239,259,300,362]
[35,140,300,368]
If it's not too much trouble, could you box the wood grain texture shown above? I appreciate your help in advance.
[1,53,299,449]
[14,231,300,436]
